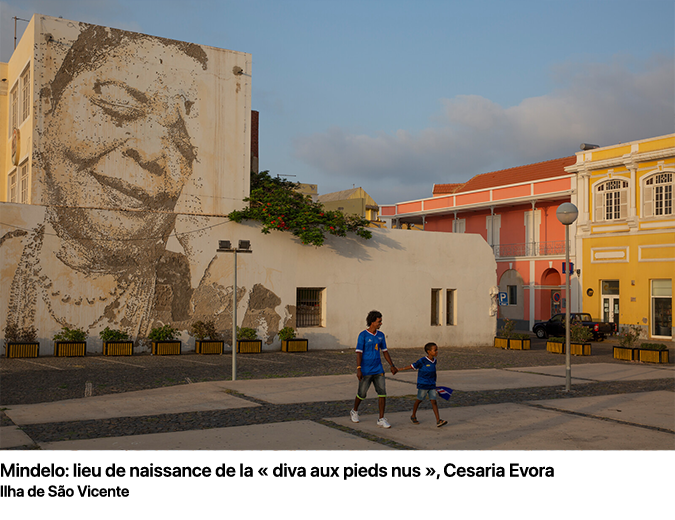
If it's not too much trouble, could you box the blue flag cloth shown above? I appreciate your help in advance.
[436,386,453,400]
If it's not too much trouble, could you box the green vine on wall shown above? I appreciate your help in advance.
[227,171,372,247]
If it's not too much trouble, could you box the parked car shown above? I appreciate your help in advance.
[532,313,614,341]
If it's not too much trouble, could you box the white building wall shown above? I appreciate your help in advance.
[1,203,497,353]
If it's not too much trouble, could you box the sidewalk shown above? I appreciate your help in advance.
[2,362,673,450]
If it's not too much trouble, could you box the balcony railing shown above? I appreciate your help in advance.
[492,241,567,258]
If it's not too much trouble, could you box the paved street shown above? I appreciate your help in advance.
[1,340,673,450]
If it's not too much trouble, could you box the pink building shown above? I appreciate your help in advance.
[381,157,580,331]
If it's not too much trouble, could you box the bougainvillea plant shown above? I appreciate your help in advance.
[227,171,372,247]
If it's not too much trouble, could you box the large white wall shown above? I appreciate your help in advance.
[1,203,497,353]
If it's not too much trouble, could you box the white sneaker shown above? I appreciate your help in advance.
[350,409,359,423]
[376,417,391,429]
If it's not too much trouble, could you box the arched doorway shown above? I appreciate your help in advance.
[541,268,562,317]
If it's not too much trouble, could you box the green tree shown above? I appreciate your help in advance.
[227,171,372,247]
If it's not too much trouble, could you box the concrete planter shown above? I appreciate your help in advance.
[5,342,40,358]
[493,337,509,349]
[54,341,86,357]
[613,346,638,361]
[509,338,531,350]
[151,340,181,355]
[546,341,564,354]
[570,343,591,356]
[196,340,224,354]
[638,349,669,364]
[237,339,262,353]
[103,341,134,356]
[281,339,308,352]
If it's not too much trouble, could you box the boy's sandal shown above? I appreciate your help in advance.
[410,416,419,424]
[436,419,448,427]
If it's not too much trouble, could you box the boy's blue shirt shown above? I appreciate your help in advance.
[356,329,387,375]
[412,356,437,389]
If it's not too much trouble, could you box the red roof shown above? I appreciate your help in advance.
[433,156,576,195]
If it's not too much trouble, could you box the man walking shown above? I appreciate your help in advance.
[350,310,398,428]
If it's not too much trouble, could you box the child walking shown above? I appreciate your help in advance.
[398,342,447,427]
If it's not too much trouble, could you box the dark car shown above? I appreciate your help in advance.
[532,313,614,341]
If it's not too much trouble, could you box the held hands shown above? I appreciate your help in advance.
[390,366,398,375]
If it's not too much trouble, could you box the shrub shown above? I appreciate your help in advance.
[53,326,87,342]
[549,336,565,343]
[278,326,296,341]
[99,327,129,342]
[4,323,38,343]
[570,323,593,343]
[148,324,178,341]
[190,320,219,340]
[638,343,667,351]
[497,319,515,338]
[511,333,530,340]
[618,323,642,349]
[237,327,258,340]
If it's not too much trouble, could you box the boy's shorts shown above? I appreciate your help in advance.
[357,373,386,399]
[416,388,438,401]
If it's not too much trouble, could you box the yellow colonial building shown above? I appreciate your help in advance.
[566,134,674,340]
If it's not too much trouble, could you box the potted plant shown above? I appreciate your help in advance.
[546,336,565,354]
[237,327,262,353]
[4,323,39,358]
[279,326,308,352]
[149,324,181,355]
[53,326,87,356]
[637,343,669,364]
[190,320,223,354]
[100,326,133,356]
[569,322,593,356]
[508,332,531,350]
[494,319,514,349]
[613,323,642,361]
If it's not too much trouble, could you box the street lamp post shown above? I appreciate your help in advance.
[216,240,252,381]
[556,203,578,392]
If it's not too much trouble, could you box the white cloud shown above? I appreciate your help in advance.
[294,55,674,203]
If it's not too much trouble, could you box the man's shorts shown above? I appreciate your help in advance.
[416,388,438,401]
[357,373,386,399]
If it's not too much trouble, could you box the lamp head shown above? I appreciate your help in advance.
[556,203,578,226]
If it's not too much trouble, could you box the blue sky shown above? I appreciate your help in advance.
[2,0,674,204]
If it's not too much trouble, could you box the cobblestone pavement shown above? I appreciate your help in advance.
[1,336,673,448]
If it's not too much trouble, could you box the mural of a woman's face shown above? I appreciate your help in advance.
[43,35,203,246]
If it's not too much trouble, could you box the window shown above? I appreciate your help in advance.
[8,171,17,203]
[644,173,673,217]
[507,285,517,305]
[9,83,18,136]
[453,218,465,233]
[431,289,441,326]
[486,214,501,246]
[20,66,30,123]
[19,161,29,204]
[446,289,455,325]
[651,280,672,338]
[595,179,628,221]
[296,288,324,327]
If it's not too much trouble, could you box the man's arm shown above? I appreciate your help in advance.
[356,351,363,380]
[382,350,398,375]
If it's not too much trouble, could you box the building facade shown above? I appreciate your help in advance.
[381,157,580,330]
[565,134,674,340]
[1,15,498,353]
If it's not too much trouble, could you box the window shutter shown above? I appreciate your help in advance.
[595,192,604,221]
[620,189,628,219]
[643,185,653,217]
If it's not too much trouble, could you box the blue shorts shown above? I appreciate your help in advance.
[416,388,438,401]
[357,373,386,399]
